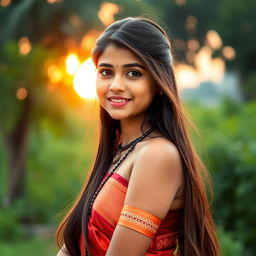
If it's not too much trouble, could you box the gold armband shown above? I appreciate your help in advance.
[117,205,162,239]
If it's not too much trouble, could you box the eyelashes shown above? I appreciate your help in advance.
[98,69,142,78]
[99,69,112,76]
[127,70,142,77]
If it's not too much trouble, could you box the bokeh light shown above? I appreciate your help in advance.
[69,14,81,28]
[66,53,80,75]
[47,0,62,4]
[98,2,119,26]
[80,30,100,52]
[187,39,200,51]
[18,37,32,56]
[16,88,28,100]
[175,0,186,6]
[175,64,199,89]
[185,16,198,32]
[174,38,186,50]
[0,0,11,7]
[47,65,63,84]
[222,46,236,60]
[176,45,225,89]
[206,30,223,49]
[73,58,97,99]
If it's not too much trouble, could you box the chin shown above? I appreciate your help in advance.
[108,113,127,120]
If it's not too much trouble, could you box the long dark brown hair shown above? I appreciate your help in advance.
[56,17,220,256]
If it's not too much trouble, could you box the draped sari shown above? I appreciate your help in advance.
[80,172,183,255]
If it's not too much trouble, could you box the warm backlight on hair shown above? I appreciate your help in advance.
[73,58,97,99]
[66,53,80,75]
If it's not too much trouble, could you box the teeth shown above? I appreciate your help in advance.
[110,99,128,102]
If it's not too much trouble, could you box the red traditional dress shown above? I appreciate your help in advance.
[80,172,183,255]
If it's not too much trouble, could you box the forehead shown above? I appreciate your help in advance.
[98,44,144,66]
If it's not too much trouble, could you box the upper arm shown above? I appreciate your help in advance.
[106,140,183,256]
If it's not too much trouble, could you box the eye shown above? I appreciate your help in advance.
[98,69,112,77]
[127,70,142,77]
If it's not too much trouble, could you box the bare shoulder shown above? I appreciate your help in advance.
[136,137,183,172]
[124,137,184,219]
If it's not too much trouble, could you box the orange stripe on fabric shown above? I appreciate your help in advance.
[118,205,162,239]
[93,177,127,226]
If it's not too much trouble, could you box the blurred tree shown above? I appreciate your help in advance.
[0,42,68,205]
[216,0,256,101]
[0,0,101,206]
[0,0,151,205]
[0,0,101,48]
[142,0,256,101]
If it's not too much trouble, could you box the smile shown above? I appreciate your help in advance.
[110,99,129,102]
[108,98,131,107]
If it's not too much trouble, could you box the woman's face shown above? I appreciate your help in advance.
[96,44,157,121]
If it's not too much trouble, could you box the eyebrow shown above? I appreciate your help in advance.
[98,62,146,70]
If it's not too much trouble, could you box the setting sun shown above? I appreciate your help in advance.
[73,58,97,99]
[66,53,80,75]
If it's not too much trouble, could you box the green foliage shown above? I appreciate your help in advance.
[0,202,24,241]
[218,226,244,256]
[25,111,96,224]
[0,104,97,235]
[0,41,68,135]
[243,74,256,101]
[188,99,256,255]
[0,136,8,198]
[216,0,256,75]
[0,0,101,45]
[0,237,57,256]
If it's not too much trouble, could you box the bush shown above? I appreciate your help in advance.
[188,99,256,255]
[0,200,25,240]
[218,226,244,256]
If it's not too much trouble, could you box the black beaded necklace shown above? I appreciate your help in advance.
[112,133,147,164]
[88,128,154,216]
[85,128,153,256]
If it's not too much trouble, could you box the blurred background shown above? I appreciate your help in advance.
[0,0,255,255]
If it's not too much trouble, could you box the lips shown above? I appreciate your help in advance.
[108,96,132,102]
[107,96,132,107]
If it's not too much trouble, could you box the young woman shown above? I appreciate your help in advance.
[56,17,220,256]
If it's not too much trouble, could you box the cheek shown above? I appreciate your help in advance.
[134,82,156,102]
[96,80,107,100]
[96,83,109,109]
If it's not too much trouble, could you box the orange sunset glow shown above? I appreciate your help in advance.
[72,58,97,100]
[64,47,225,99]
[46,25,231,100]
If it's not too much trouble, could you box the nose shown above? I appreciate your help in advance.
[109,74,125,92]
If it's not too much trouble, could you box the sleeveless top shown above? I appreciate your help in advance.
[79,172,184,255]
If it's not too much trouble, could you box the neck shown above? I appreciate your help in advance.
[119,117,151,145]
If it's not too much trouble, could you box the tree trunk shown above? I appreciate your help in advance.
[3,97,31,207]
